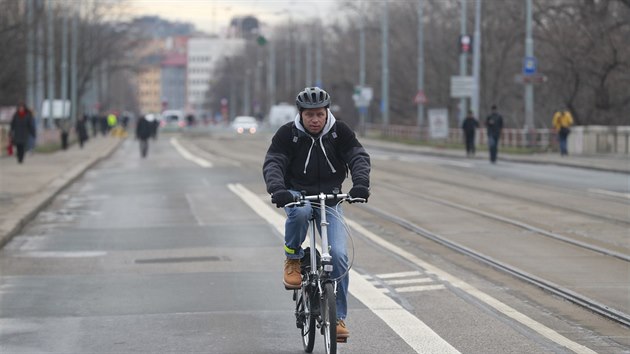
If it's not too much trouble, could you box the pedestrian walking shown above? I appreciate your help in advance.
[461,110,479,157]
[485,105,504,164]
[9,102,36,164]
[136,114,153,158]
[75,115,89,148]
[552,109,574,156]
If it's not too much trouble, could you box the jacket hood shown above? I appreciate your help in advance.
[293,109,336,137]
[292,109,338,175]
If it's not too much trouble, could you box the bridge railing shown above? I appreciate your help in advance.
[362,123,630,155]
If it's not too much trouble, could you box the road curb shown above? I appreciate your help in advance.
[0,139,124,249]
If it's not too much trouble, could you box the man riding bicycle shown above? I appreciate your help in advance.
[263,87,371,340]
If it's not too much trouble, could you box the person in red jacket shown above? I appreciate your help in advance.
[9,102,36,164]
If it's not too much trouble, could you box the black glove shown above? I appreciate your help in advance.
[348,186,369,202]
[271,190,296,208]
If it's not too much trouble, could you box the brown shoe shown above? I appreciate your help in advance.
[336,319,349,339]
[283,258,302,289]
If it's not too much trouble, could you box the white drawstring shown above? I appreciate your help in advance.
[304,137,315,174]
[303,136,337,174]
[319,137,337,173]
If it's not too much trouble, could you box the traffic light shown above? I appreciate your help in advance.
[459,35,472,53]
[257,35,267,46]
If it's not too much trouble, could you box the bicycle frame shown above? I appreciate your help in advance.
[289,192,364,354]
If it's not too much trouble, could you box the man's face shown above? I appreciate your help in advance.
[301,108,327,135]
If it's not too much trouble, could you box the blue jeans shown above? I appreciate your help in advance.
[488,135,499,162]
[558,132,569,155]
[283,192,349,320]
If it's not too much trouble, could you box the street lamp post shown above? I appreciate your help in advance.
[381,0,389,128]
[524,0,535,139]
[417,0,425,129]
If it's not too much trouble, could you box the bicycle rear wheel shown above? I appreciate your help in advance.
[297,287,316,353]
[321,282,337,354]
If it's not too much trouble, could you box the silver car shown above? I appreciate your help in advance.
[231,116,259,134]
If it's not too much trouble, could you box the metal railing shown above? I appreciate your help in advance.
[363,123,630,155]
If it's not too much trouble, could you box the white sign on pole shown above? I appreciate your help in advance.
[450,76,476,98]
[41,99,71,119]
[353,86,373,108]
[428,108,449,139]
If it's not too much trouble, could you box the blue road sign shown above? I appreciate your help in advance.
[523,56,537,76]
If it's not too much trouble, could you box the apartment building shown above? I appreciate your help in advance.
[186,37,245,117]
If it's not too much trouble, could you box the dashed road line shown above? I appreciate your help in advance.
[170,138,212,168]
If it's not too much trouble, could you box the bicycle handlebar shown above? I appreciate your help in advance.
[284,193,366,208]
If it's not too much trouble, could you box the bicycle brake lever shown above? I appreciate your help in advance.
[347,197,367,204]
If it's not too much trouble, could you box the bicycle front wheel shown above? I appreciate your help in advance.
[321,282,337,354]
[298,288,316,353]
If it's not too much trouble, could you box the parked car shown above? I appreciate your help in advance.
[231,116,258,134]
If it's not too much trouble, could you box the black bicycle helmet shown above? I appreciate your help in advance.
[295,87,331,111]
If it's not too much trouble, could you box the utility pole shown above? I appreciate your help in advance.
[471,0,482,122]
[36,0,45,126]
[46,0,55,124]
[26,0,34,110]
[315,21,322,87]
[61,3,68,120]
[244,68,251,116]
[70,0,78,124]
[416,0,425,129]
[359,4,367,131]
[459,0,468,124]
[305,35,312,86]
[381,0,389,128]
[525,0,535,134]
[267,39,276,109]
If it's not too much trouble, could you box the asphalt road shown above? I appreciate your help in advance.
[1,133,627,353]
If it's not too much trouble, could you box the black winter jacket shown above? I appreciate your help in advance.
[263,112,370,199]
[10,110,36,144]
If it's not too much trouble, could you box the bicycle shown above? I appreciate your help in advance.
[285,192,365,354]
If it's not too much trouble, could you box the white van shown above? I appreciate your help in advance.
[268,103,297,128]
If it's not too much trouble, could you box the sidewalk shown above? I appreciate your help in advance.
[361,138,630,174]
[0,136,123,248]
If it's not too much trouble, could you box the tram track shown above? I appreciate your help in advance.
[355,200,630,327]
[377,182,630,262]
[375,157,630,227]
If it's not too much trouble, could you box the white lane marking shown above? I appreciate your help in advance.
[376,270,424,279]
[228,183,460,354]
[587,188,630,200]
[185,193,205,226]
[14,251,107,258]
[346,219,598,354]
[396,285,446,293]
[170,138,212,168]
[385,278,434,285]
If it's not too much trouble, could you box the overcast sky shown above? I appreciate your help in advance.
[127,0,342,35]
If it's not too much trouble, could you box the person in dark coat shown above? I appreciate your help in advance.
[135,115,153,158]
[9,102,36,164]
[75,115,89,148]
[461,110,479,157]
[263,87,371,340]
[485,105,504,164]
